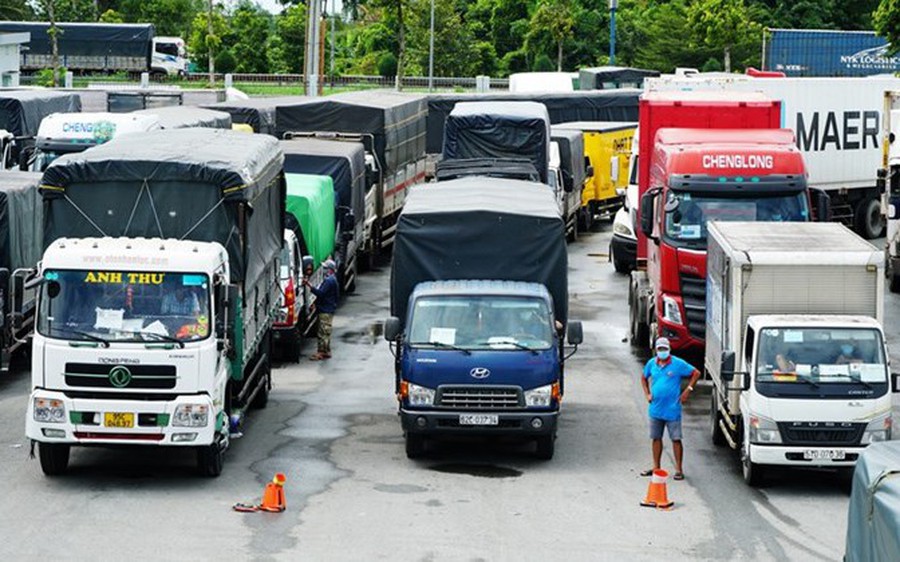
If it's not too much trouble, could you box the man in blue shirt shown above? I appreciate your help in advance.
[305,259,339,361]
[640,337,701,480]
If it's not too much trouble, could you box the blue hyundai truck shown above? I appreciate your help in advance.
[383,177,582,460]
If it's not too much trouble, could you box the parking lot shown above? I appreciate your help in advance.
[0,225,891,561]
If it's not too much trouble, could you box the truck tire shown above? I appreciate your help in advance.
[534,434,556,460]
[578,207,594,233]
[405,433,427,459]
[741,439,765,487]
[892,273,900,294]
[251,359,271,409]
[710,390,726,447]
[38,443,70,476]
[283,327,301,363]
[612,245,629,273]
[566,217,578,243]
[628,278,649,346]
[196,440,225,477]
[855,196,885,239]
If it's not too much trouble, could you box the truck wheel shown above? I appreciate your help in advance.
[741,440,765,487]
[891,272,900,294]
[612,245,629,274]
[566,217,578,243]
[855,196,884,239]
[283,327,302,363]
[405,433,427,459]
[38,443,70,476]
[647,319,658,352]
[251,361,271,409]
[534,434,556,460]
[710,390,726,447]
[578,207,594,232]
[628,291,648,346]
[196,440,225,477]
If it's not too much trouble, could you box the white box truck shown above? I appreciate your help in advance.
[646,74,900,239]
[705,222,897,486]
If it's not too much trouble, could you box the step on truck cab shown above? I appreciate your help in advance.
[383,177,582,460]
[25,128,285,477]
[706,222,895,486]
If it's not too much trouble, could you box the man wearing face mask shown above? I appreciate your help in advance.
[640,337,701,481]
[836,342,864,364]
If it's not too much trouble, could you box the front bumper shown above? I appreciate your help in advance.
[750,443,866,467]
[400,408,558,436]
[610,234,637,266]
[26,388,218,446]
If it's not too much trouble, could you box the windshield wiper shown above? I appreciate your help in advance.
[118,330,186,349]
[50,326,110,348]
[475,338,539,355]
[846,372,873,390]
[409,341,471,355]
[794,373,819,388]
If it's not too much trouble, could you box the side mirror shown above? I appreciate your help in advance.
[584,156,594,179]
[720,350,736,382]
[610,155,619,183]
[892,372,900,393]
[810,188,831,222]
[566,321,583,345]
[639,189,658,238]
[384,316,402,342]
[302,255,314,278]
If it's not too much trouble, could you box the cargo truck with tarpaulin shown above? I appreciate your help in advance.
[0,172,43,372]
[549,127,588,240]
[134,106,231,130]
[275,174,335,362]
[0,21,187,76]
[280,137,365,293]
[845,441,900,562]
[646,73,900,239]
[383,177,583,460]
[706,222,892,486]
[276,91,427,266]
[25,128,284,477]
[578,67,660,90]
[0,90,81,169]
[201,96,309,136]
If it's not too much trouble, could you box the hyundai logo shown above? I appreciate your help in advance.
[470,367,491,379]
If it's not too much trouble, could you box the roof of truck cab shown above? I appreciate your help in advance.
[412,280,552,299]
[746,315,882,330]
[655,128,796,146]
[640,90,773,104]
[450,100,550,120]
[401,177,559,219]
[42,237,228,273]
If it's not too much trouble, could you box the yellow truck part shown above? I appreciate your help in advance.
[581,123,635,213]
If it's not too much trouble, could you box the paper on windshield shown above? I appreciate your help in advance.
[94,308,124,331]
[122,319,144,333]
[783,330,804,343]
[143,320,170,337]
[680,225,701,239]
[429,327,456,345]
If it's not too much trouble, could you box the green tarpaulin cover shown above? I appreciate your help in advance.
[285,174,335,268]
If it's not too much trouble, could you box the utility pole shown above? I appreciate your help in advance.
[428,0,434,91]
[330,0,336,88]
[305,0,322,96]
[609,0,617,66]
[207,0,215,88]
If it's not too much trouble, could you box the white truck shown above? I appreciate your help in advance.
[25,128,284,477]
[881,91,900,292]
[706,221,895,486]
[28,112,161,172]
[646,74,900,239]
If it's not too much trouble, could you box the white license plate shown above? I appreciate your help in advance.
[803,449,846,461]
[459,414,499,426]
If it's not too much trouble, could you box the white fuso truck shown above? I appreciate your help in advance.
[706,222,896,486]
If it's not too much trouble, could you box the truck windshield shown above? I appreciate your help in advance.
[37,270,211,343]
[756,327,888,397]
[408,295,554,351]
[664,191,809,247]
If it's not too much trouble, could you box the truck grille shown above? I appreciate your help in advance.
[679,273,706,340]
[65,363,177,390]
[436,386,522,410]
[777,422,865,446]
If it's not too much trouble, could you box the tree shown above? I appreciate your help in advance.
[688,0,761,72]
[875,0,900,54]
[99,8,124,23]
[229,1,272,73]
[0,0,29,20]
[369,0,410,88]
[187,4,227,75]
[528,0,575,71]
[120,0,203,38]
[35,0,62,86]
[406,0,481,77]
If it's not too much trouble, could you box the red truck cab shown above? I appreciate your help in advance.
[629,91,827,355]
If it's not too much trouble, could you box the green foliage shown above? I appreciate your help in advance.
[119,0,202,37]
[377,51,398,76]
[875,0,900,54]
[527,0,575,71]
[34,66,66,86]
[187,7,227,72]
[688,0,761,72]
[99,8,124,23]
[701,56,724,72]
[532,53,553,72]
[229,1,272,73]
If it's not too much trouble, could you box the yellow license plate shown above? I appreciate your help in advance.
[104,412,134,428]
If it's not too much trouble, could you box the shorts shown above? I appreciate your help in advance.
[649,417,682,441]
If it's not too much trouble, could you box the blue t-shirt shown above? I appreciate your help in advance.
[643,356,696,421]
[311,274,340,314]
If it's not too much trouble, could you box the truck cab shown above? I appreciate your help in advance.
[29,113,161,171]
[151,36,187,77]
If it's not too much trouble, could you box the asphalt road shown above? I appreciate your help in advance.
[0,226,893,561]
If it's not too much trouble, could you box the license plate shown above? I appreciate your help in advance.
[104,412,134,429]
[459,414,499,426]
[803,449,846,461]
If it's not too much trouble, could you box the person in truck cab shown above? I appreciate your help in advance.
[835,341,868,365]
[640,337,701,481]
[305,259,339,361]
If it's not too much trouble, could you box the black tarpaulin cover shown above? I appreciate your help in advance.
[279,138,365,235]
[135,106,232,130]
[391,177,567,325]
[550,126,586,191]
[443,101,551,183]
[578,67,660,90]
[0,90,82,137]
[845,441,900,562]
[0,171,42,272]
[40,128,284,287]
[425,89,640,154]
[275,90,427,176]
[202,96,309,136]
[0,21,153,59]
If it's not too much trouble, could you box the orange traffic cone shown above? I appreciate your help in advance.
[640,469,674,510]
[258,472,287,512]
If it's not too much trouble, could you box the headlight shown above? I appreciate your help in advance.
[613,220,634,237]
[862,414,892,444]
[662,295,683,325]
[407,383,435,406]
[748,415,782,444]
[173,404,209,427]
[33,397,65,423]
[524,384,553,407]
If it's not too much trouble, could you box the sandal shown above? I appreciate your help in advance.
[673,472,685,481]
[640,469,655,477]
